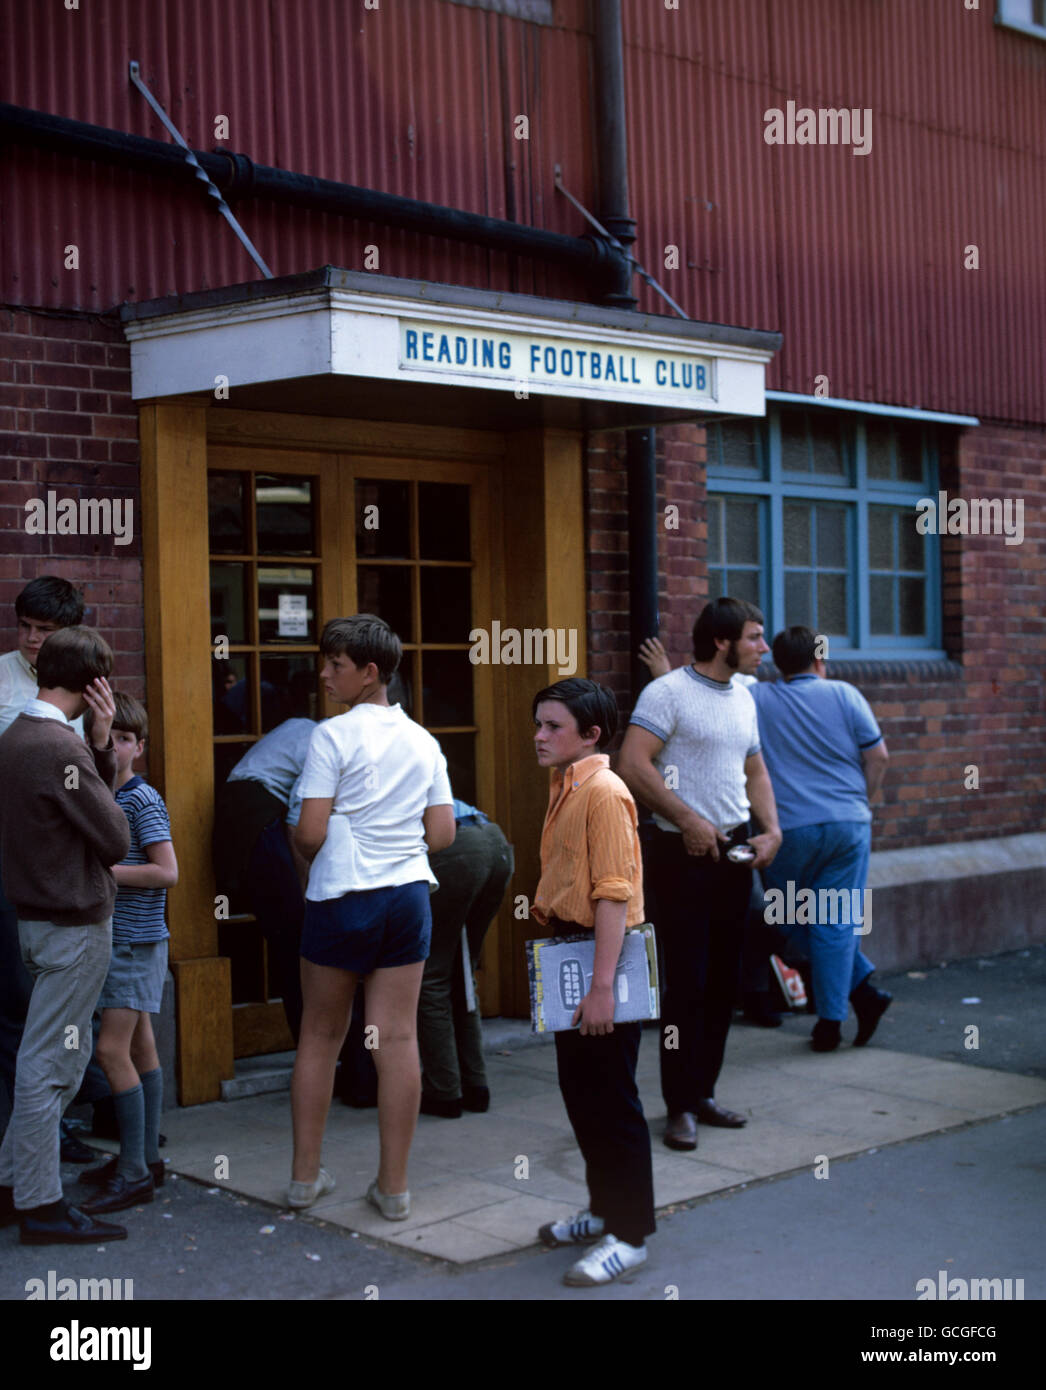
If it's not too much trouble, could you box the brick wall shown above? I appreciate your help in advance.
[584,421,1046,853]
[0,308,144,698]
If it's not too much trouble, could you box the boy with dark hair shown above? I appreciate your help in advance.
[77,693,178,1213]
[530,678,655,1286]
[289,615,455,1219]
[0,576,86,740]
[691,595,766,665]
[0,627,131,1244]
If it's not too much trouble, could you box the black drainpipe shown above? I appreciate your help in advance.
[0,103,630,306]
[592,2,659,697]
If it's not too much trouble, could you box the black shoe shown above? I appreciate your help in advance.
[0,1184,15,1228]
[60,1124,99,1164]
[20,1200,128,1245]
[419,1093,463,1119]
[462,1084,490,1113]
[78,1172,154,1216]
[742,993,784,1027]
[80,1156,165,1189]
[851,979,893,1046]
[811,1018,842,1052]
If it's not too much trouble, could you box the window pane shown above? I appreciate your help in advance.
[422,650,474,726]
[356,479,411,559]
[419,483,470,561]
[208,472,246,553]
[816,506,847,567]
[869,576,894,634]
[866,422,892,481]
[781,413,810,473]
[725,499,759,565]
[258,566,316,644]
[817,573,848,634]
[784,503,810,565]
[256,476,315,555]
[785,571,812,627]
[719,423,759,473]
[895,424,925,483]
[868,508,894,569]
[707,569,726,600]
[259,654,320,728]
[421,567,472,643]
[707,497,723,565]
[899,578,925,636]
[810,416,846,477]
[213,655,250,734]
[725,569,760,604]
[898,514,924,571]
[436,732,477,807]
[211,562,250,643]
[356,565,414,642]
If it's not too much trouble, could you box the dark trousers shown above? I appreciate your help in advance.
[419,822,513,1100]
[248,821,306,1042]
[0,854,32,1137]
[555,1021,655,1247]
[648,826,752,1112]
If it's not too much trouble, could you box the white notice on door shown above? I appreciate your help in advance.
[278,593,308,638]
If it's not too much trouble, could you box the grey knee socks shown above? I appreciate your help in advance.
[113,1084,149,1180]
[140,1067,163,1167]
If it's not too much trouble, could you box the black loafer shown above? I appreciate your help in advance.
[695,1098,748,1128]
[60,1125,99,1164]
[80,1156,165,1189]
[663,1112,698,1150]
[811,1018,842,1052]
[78,1172,154,1216]
[462,1084,490,1113]
[20,1200,128,1245]
[420,1093,463,1119]
[852,982,892,1046]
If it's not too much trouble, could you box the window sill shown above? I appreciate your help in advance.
[995,16,1046,41]
[755,656,963,683]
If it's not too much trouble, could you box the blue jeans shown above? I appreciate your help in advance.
[761,822,875,1022]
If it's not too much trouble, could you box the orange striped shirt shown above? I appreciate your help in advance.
[532,753,645,930]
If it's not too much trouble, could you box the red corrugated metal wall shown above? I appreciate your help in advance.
[2,0,1043,422]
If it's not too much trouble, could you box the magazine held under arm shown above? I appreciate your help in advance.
[526,924,660,1033]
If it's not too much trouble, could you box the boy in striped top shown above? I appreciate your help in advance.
[78,694,178,1216]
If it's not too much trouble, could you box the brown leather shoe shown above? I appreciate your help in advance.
[663,1112,698,1150]
[695,1098,748,1128]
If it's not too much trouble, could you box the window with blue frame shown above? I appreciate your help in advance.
[705,407,942,659]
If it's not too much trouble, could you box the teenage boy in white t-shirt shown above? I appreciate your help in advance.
[288,615,455,1220]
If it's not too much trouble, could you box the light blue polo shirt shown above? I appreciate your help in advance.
[751,675,883,831]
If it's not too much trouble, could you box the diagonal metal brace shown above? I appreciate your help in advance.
[554,165,689,320]
[128,60,273,279]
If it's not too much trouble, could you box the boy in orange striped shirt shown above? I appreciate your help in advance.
[530,678,655,1286]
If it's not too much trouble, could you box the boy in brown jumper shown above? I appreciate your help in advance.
[0,627,131,1245]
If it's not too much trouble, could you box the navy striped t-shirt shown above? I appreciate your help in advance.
[113,776,172,943]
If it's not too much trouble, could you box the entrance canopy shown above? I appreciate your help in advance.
[121,268,781,431]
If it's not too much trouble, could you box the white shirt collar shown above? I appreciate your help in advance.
[22,696,72,725]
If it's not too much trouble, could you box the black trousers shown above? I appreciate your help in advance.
[647,826,752,1113]
[554,1021,655,1247]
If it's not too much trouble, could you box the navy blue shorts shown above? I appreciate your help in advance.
[301,881,432,973]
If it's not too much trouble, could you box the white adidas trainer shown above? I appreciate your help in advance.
[538,1209,605,1247]
[563,1233,648,1286]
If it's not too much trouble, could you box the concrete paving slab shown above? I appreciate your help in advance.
[454,1193,578,1244]
[392,1218,521,1262]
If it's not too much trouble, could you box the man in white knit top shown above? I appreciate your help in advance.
[618,598,782,1152]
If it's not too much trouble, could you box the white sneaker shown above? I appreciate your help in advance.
[286,1167,335,1210]
[563,1233,648,1286]
[538,1209,605,1247]
[366,1179,410,1221]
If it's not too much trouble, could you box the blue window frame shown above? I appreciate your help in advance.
[706,407,943,660]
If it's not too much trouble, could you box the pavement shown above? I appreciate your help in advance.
[2,943,1045,1302]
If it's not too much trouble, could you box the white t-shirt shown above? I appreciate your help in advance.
[0,649,85,739]
[296,702,453,899]
[630,665,761,834]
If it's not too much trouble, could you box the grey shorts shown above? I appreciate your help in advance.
[98,938,169,1013]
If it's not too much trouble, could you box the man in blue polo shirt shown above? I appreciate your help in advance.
[753,627,891,1052]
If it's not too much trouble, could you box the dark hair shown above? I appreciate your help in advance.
[319,614,401,686]
[35,626,113,693]
[16,576,84,628]
[531,678,618,749]
[772,625,820,677]
[84,690,147,742]
[692,596,764,661]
